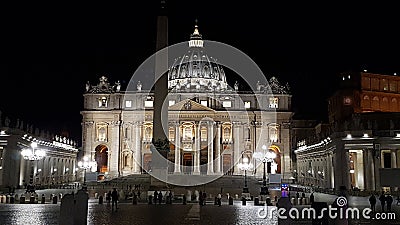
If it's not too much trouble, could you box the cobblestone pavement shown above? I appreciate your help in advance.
[0,198,398,225]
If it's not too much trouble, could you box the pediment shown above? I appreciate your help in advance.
[168,99,215,111]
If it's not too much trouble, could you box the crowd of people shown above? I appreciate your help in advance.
[369,193,398,212]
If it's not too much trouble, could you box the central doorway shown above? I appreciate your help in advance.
[183,153,193,174]
[95,145,108,173]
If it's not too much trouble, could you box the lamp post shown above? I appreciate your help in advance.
[78,156,96,190]
[21,142,46,191]
[238,156,253,194]
[253,145,276,196]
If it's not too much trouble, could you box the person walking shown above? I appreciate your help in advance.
[386,195,393,212]
[111,188,119,212]
[199,191,203,206]
[369,194,376,212]
[310,193,315,204]
[153,190,158,204]
[217,193,222,206]
[106,191,111,205]
[379,193,386,212]
[158,191,163,204]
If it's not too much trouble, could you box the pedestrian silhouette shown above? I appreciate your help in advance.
[153,191,158,204]
[199,191,203,206]
[369,194,376,212]
[310,193,315,204]
[111,188,119,211]
[158,191,162,204]
[379,193,386,212]
[386,195,393,211]
[106,191,111,205]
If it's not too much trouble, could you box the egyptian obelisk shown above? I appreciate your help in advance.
[151,0,169,181]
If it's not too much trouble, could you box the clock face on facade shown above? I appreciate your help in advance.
[344,97,352,105]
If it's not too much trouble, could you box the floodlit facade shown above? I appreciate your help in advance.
[80,26,294,180]
[0,114,79,190]
[295,72,400,192]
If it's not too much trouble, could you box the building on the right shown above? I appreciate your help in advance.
[294,71,400,192]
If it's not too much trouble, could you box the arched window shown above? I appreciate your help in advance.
[268,124,279,143]
[145,126,152,141]
[390,98,398,111]
[97,124,107,142]
[223,127,231,141]
[362,95,371,109]
[382,97,389,111]
[183,126,193,140]
[372,96,380,110]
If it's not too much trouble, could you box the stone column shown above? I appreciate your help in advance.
[174,122,181,174]
[391,150,397,168]
[133,122,142,174]
[233,122,241,175]
[215,122,222,174]
[207,121,214,175]
[193,122,201,175]
[83,121,94,157]
[109,121,121,178]
[326,153,332,189]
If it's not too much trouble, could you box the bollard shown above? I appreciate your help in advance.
[229,196,233,205]
[52,195,58,204]
[214,196,218,205]
[14,194,19,203]
[20,195,26,204]
[183,195,187,205]
[0,195,3,203]
[266,197,272,206]
[297,197,302,205]
[94,193,98,199]
[291,197,296,205]
[30,194,35,204]
[41,194,46,204]
[98,195,103,204]
[6,195,10,203]
[254,197,259,206]
[10,195,15,204]
[132,195,137,205]
[148,195,153,204]
[242,197,246,206]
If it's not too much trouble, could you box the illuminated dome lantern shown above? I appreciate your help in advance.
[168,25,228,92]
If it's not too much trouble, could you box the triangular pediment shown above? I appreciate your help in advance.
[168,99,215,111]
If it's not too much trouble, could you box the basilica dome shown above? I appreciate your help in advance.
[168,25,228,92]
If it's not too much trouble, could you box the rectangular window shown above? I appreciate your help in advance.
[99,97,108,107]
[383,152,392,168]
[125,100,132,108]
[169,100,175,106]
[269,97,278,108]
[223,101,232,108]
[144,100,154,108]
[244,101,251,109]
[201,100,208,107]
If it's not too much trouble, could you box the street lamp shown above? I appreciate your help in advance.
[253,145,276,196]
[78,156,96,189]
[21,142,46,191]
[238,156,254,194]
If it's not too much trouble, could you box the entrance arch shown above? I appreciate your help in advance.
[269,145,281,174]
[95,144,108,173]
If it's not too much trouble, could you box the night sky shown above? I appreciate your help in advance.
[0,1,398,144]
